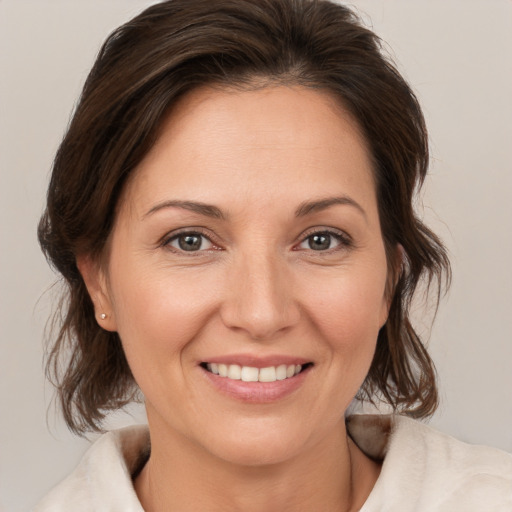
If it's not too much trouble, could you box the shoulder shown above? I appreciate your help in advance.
[33,425,149,512]
[348,414,512,512]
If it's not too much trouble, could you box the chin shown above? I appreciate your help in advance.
[210,435,302,467]
[197,416,325,467]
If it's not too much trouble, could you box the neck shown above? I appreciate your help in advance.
[134,414,380,512]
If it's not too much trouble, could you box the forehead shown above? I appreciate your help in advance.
[121,85,377,219]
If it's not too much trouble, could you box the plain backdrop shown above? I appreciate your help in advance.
[1,1,511,510]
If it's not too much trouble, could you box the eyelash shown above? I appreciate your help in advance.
[160,227,353,254]
[161,228,220,254]
[295,228,353,253]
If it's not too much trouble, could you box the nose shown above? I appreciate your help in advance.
[220,250,301,341]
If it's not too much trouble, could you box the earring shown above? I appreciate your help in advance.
[100,313,107,320]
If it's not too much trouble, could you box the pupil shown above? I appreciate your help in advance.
[179,234,202,251]
[309,233,330,250]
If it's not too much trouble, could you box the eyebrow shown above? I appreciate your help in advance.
[294,196,367,220]
[143,195,366,222]
[143,200,225,220]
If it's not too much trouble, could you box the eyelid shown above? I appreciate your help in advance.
[158,226,353,253]
[160,227,222,252]
[294,227,354,251]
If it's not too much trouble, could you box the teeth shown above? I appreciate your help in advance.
[218,364,228,377]
[259,366,276,382]
[206,363,304,382]
[227,364,241,380]
[276,364,287,381]
[241,366,259,382]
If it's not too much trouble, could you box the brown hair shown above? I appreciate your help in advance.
[38,0,450,434]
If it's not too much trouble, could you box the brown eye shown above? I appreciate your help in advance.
[299,232,341,251]
[296,229,353,253]
[168,233,213,252]
[308,233,332,251]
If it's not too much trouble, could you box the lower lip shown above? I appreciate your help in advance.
[201,366,311,403]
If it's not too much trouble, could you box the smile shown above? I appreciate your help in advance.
[203,363,306,382]
[200,359,313,402]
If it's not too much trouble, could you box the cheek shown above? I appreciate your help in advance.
[107,259,222,364]
[301,264,387,360]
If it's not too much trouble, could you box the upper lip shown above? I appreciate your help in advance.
[200,354,311,368]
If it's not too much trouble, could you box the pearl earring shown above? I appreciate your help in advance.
[100,313,107,320]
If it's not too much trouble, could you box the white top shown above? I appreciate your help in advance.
[34,414,512,511]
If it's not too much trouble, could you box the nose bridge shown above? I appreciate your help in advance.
[221,245,299,340]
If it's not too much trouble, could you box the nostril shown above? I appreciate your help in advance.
[219,304,301,342]
[219,265,300,340]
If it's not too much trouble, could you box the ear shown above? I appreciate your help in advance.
[380,243,404,327]
[76,255,118,332]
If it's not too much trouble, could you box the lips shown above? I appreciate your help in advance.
[204,363,303,382]
[199,355,313,402]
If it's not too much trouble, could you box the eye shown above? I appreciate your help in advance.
[297,230,349,252]
[166,232,214,252]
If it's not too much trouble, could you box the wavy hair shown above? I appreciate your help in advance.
[38,0,450,434]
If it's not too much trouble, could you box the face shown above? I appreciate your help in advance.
[84,86,390,466]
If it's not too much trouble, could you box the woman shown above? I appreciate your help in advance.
[35,0,511,510]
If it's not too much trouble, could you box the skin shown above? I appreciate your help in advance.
[80,85,391,511]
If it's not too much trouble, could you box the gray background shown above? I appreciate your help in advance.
[1,1,511,510]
